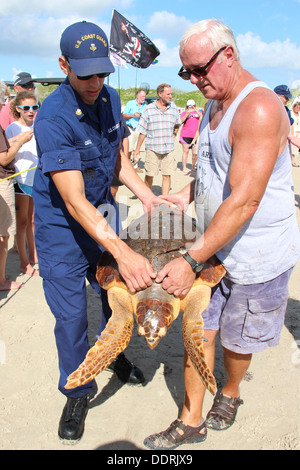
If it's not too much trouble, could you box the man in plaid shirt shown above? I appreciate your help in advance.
[132,83,181,194]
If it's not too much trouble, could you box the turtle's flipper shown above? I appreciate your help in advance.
[181,285,217,396]
[65,287,134,389]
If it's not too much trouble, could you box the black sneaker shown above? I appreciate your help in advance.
[58,396,89,443]
[108,353,145,384]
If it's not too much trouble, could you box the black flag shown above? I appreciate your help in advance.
[110,9,160,69]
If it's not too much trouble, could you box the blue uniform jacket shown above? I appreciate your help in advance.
[32,78,122,264]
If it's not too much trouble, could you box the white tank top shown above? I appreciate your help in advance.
[195,81,300,284]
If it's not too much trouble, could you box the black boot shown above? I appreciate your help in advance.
[108,353,145,384]
[58,396,89,443]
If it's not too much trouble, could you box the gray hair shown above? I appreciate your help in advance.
[179,19,240,62]
[0,81,8,104]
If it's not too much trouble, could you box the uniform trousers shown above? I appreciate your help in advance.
[39,255,111,398]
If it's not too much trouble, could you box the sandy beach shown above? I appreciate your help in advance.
[0,139,299,451]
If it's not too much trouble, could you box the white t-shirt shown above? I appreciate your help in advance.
[5,121,37,186]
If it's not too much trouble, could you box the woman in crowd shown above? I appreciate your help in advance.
[0,82,33,290]
[179,99,203,173]
[290,97,300,166]
[5,91,39,276]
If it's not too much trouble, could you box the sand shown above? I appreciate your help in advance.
[0,140,299,451]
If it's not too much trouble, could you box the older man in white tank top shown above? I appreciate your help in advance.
[144,19,300,450]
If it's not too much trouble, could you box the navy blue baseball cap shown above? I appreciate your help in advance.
[14,72,35,86]
[60,21,115,76]
[274,85,293,99]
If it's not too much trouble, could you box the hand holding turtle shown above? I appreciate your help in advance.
[116,246,156,293]
[156,256,196,297]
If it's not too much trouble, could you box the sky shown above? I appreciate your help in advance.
[1,0,300,94]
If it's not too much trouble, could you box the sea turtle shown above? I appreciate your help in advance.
[65,204,226,395]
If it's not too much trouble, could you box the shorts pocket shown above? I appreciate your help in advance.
[242,291,288,343]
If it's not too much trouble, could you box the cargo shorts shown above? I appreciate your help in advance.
[145,149,176,176]
[202,268,293,354]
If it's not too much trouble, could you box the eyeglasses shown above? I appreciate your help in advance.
[178,46,227,80]
[65,58,110,81]
[20,82,35,89]
[76,72,110,81]
[17,104,39,112]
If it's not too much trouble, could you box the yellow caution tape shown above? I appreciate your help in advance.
[0,166,37,183]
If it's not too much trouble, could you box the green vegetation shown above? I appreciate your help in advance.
[35,83,208,108]
[116,87,208,108]
[35,84,61,102]
[36,83,300,109]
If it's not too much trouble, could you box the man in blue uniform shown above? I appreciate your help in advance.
[33,21,161,443]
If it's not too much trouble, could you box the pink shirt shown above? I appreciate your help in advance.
[180,110,202,138]
[0,102,15,130]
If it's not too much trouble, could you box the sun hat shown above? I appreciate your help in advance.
[187,99,195,106]
[292,96,300,107]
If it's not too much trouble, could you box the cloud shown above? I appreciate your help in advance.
[147,11,192,39]
[152,38,180,67]
[0,14,111,58]
[0,9,185,68]
[145,10,192,67]
[237,31,300,69]
[291,80,300,90]
[0,0,133,17]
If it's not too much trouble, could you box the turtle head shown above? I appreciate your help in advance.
[135,299,174,349]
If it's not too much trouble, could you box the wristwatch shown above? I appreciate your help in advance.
[182,251,205,273]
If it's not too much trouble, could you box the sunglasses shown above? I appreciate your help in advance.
[76,72,110,81]
[17,104,39,112]
[21,82,35,89]
[65,58,110,81]
[178,46,227,80]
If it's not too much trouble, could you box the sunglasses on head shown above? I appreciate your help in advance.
[18,104,39,112]
[65,58,110,81]
[178,46,227,80]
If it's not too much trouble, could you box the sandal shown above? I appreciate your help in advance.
[144,418,207,450]
[206,393,243,430]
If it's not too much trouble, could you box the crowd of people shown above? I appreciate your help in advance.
[0,73,38,291]
[0,17,300,450]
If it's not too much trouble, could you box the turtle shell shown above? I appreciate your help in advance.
[97,204,224,289]
[65,204,226,394]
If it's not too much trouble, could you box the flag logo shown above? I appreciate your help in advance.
[110,10,160,69]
